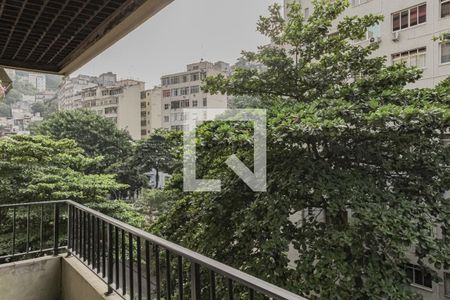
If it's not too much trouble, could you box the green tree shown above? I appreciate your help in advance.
[155,1,450,299]
[0,103,11,117]
[28,97,58,119]
[31,101,46,115]
[45,74,62,90]
[13,80,36,96]
[33,110,148,197]
[136,189,179,223]
[0,135,144,256]
[33,110,133,171]
[228,95,265,109]
[0,135,125,204]
[41,96,58,118]
[4,89,23,105]
[133,131,176,188]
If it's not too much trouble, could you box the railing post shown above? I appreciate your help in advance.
[227,279,233,300]
[178,256,183,300]
[165,249,171,300]
[107,223,114,295]
[12,206,16,256]
[53,203,59,256]
[191,263,201,300]
[67,204,72,257]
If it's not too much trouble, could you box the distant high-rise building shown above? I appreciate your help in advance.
[160,60,230,131]
[24,72,47,92]
[58,75,98,111]
[140,86,163,138]
[57,73,145,140]
[284,0,450,88]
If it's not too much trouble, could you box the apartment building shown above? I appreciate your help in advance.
[140,86,163,138]
[284,0,450,88]
[284,1,450,299]
[81,79,144,140]
[160,60,230,131]
[58,73,145,140]
[58,75,98,111]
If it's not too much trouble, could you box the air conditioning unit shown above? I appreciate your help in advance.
[369,37,381,43]
[392,32,400,42]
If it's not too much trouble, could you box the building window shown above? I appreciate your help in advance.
[193,100,198,107]
[141,130,147,136]
[105,107,117,115]
[170,76,180,85]
[441,42,450,64]
[180,87,189,95]
[405,264,432,289]
[444,273,450,297]
[304,7,309,18]
[181,100,190,108]
[352,0,370,6]
[191,73,200,81]
[203,98,207,107]
[190,86,200,94]
[140,91,147,99]
[162,78,170,86]
[171,101,180,109]
[164,116,169,123]
[172,89,179,96]
[442,0,450,18]
[392,4,426,31]
[164,104,170,110]
[163,90,171,98]
[392,47,426,68]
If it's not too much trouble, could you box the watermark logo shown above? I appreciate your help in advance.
[183,109,267,192]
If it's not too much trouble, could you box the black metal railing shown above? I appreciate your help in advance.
[0,200,306,300]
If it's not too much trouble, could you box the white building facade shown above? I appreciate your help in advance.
[284,0,450,88]
[140,87,163,138]
[58,75,98,111]
[58,73,145,140]
[160,61,230,131]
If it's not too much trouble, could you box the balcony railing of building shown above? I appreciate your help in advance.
[0,200,306,300]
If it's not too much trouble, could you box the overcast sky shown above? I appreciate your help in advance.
[73,0,283,88]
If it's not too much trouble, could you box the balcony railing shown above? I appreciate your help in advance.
[0,200,306,300]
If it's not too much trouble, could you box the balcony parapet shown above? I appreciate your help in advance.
[0,200,306,300]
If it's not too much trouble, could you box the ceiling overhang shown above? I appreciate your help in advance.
[0,0,173,75]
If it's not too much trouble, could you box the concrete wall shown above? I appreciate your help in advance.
[0,256,61,300]
[0,256,122,300]
[61,256,122,300]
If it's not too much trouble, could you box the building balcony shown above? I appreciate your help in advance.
[0,201,305,300]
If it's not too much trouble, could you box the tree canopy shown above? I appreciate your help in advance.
[33,110,132,170]
[0,134,125,204]
[0,134,144,256]
[133,131,177,188]
[154,1,450,299]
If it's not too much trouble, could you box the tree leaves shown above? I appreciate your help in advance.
[155,0,450,299]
